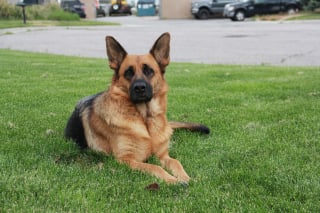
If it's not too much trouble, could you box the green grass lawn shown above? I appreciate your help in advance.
[288,11,320,20]
[254,11,320,21]
[0,20,119,29]
[0,49,319,212]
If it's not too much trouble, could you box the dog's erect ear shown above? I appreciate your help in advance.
[150,32,170,72]
[106,36,127,71]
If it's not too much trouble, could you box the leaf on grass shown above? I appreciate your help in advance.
[96,162,104,170]
[7,121,16,129]
[48,112,56,116]
[54,156,61,163]
[145,183,160,191]
[46,129,55,135]
[308,91,320,96]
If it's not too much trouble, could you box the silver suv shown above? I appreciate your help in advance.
[191,0,237,19]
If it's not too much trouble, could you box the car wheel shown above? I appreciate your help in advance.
[287,7,296,15]
[198,8,210,20]
[234,10,245,21]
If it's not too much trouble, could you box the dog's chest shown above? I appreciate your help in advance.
[135,101,172,147]
[135,104,149,121]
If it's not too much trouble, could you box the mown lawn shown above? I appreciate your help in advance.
[0,49,319,212]
[252,11,320,21]
[287,11,320,20]
[0,20,119,29]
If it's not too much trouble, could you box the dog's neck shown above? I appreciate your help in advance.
[135,95,166,122]
[135,103,150,121]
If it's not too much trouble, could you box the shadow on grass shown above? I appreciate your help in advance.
[54,148,110,167]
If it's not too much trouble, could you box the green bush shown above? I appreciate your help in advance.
[301,0,320,11]
[26,3,80,21]
[26,4,47,20]
[306,0,320,11]
[0,0,22,19]
[0,0,80,21]
[48,9,80,21]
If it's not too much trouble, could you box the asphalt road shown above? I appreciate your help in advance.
[1,16,320,66]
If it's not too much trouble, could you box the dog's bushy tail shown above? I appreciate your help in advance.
[169,121,210,134]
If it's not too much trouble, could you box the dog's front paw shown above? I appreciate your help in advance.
[177,174,190,183]
[166,176,179,184]
[179,181,189,188]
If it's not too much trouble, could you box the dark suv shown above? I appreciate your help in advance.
[191,0,237,19]
[61,0,86,18]
[224,0,302,21]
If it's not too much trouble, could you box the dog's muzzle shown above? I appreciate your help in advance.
[129,79,153,104]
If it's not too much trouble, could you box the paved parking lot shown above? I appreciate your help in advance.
[1,16,319,66]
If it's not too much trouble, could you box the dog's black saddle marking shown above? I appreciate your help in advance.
[64,92,103,149]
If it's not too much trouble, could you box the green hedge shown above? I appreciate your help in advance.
[0,0,80,21]
[305,0,320,11]
[0,0,22,19]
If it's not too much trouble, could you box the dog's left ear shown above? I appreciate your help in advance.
[106,36,127,71]
[150,32,170,73]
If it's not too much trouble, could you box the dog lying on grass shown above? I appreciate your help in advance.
[65,32,209,184]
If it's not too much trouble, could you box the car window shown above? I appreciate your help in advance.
[216,0,233,3]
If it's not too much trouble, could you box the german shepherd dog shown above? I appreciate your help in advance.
[65,33,209,184]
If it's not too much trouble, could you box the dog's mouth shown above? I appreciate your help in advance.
[129,79,153,104]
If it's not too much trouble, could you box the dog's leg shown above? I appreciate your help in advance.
[159,154,190,183]
[120,159,178,183]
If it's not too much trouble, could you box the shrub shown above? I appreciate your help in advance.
[48,9,80,21]
[306,0,320,11]
[25,4,47,20]
[301,0,320,11]
[26,3,80,21]
[0,1,80,21]
[0,0,22,19]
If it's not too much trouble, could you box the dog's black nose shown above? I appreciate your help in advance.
[134,81,146,94]
[130,79,153,104]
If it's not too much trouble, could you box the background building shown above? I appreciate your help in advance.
[159,0,192,19]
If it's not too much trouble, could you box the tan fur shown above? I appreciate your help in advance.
[81,33,190,183]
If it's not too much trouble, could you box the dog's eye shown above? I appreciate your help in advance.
[124,67,134,80]
[143,64,154,78]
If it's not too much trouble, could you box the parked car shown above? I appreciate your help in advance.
[61,0,86,18]
[96,6,106,16]
[224,0,302,21]
[191,0,237,19]
[109,0,132,16]
[96,0,111,16]
[21,0,43,5]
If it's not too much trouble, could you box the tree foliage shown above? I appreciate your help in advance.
[301,0,320,11]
